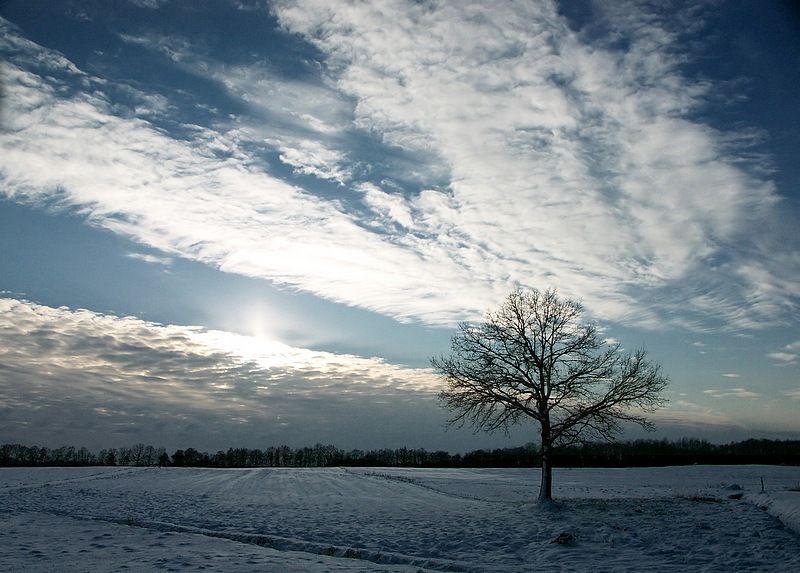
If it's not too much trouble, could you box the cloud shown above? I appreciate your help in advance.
[767,341,800,365]
[703,388,760,399]
[126,252,173,266]
[721,373,740,378]
[0,18,493,326]
[1,2,798,332]
[649,399,748,431]
[1,295,760,450]
[0,297,439,450]
[128,0,168,8]
[118,29,361,186]
[271,0,792,325]
[357,183,415,230]
[768,352,798,365]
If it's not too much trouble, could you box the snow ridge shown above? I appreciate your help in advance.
[746,491,800,535]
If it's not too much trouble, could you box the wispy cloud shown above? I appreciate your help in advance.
[703,388,760,399]
[1,1,797,331]
[767,340,800,365]
[126,252,173,266]
[0,297,439,449]
[768,352,798,366]
[271,0,792,327]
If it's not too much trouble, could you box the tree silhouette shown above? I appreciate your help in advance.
[432,288,668,501]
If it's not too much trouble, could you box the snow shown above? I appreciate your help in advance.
[1,465,798,572]
[748,491,800,537]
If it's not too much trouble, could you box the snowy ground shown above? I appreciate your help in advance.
[1,465,799,572]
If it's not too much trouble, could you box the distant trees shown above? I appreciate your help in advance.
[433,289,669,501]
[1,438,799,468]
[97,444,168,467]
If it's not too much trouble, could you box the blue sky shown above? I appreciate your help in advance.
[1,0,798,453]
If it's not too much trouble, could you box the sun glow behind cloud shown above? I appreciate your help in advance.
[0,298,440,449]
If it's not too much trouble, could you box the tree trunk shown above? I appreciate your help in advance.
[538,426,553,501]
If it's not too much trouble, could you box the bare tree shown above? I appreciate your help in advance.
[432,289,668,501]
[131,443,146,466]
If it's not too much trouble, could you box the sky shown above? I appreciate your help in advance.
[1,0,799,454]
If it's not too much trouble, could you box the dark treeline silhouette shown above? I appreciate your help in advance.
[1,438,798,468]
[554,438,800,467]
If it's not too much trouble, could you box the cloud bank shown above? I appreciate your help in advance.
[0,298,441,450]
[2,297,772,449]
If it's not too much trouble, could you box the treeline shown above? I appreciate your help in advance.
[0,443,457,468]
[554,438,800,467]
[1,438,798,468]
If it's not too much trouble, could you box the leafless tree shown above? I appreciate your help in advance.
[432,288,668,501]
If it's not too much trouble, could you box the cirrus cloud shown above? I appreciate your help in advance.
[1,0,798,335]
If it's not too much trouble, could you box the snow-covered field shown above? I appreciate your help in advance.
[2,465,799,572]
